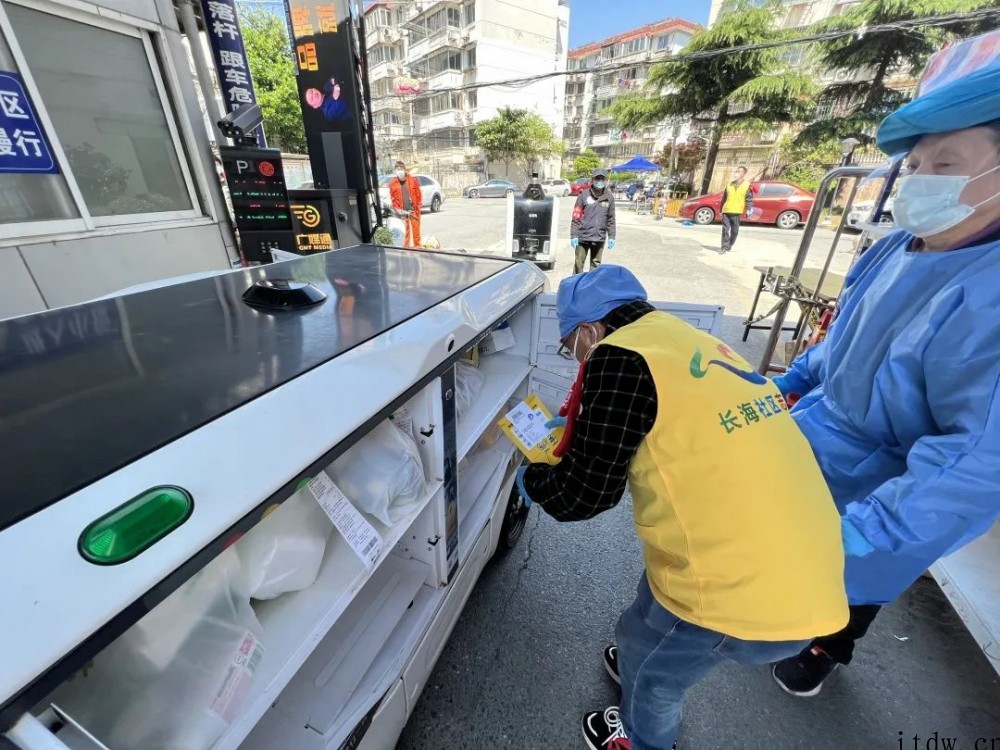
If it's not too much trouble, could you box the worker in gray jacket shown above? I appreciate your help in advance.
[571,167,617,273]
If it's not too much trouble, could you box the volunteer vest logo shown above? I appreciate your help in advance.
[688,344,767,385]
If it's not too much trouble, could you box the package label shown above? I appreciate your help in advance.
[498,394,563,465]
[308,472,383,567]
[210,631,264,723]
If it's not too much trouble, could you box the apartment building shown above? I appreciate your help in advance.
[563,19,699,165]
[364,0,569,190]
[706,0,915,192]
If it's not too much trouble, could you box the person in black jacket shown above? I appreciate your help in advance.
[571,168,617,273]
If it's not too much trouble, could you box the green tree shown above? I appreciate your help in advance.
[653,140,706,183]
[474,107,563,175]
[607,1,816,194]
[773,135,843,191]
[796,0,995,145]
[521,113,565,173]
[571,149,602,178]
[241,9,307,152]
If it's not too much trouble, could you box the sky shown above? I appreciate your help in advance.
[567,0,712,48]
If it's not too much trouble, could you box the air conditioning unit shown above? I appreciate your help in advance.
[446,29,460,44]
[760,130,779,144]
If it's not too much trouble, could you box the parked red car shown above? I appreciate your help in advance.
[569,177,591,196]
[679,181,815,230]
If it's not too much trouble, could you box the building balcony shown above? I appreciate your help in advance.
[427,69,464,89]
[412,110,471,134]
[369,59,402,83]
[372,96,403,113]
[407,26,468,60]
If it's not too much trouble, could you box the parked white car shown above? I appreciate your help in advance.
[847,196,894,230]
[540,178,571,197]
[378,173,444,213]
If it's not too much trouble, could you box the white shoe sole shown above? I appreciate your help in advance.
[771,663,835,697]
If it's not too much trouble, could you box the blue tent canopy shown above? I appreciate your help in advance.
[608,155,661,173]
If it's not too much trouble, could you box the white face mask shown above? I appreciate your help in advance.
[396,170,406,179]
[894,164,1000,238]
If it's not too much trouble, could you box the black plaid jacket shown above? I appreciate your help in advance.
[522,300,658,521]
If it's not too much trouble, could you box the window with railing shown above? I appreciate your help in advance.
[369,8,391,27]
[413,92,462,116]
[411,6,462,41]
[370,44,400,65]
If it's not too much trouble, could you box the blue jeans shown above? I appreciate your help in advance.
[616,574,809,750]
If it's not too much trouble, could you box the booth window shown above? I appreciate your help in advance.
[0,24,79,225]
[0,1,199,235]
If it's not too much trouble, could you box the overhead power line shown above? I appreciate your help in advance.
[370,6,1000,102]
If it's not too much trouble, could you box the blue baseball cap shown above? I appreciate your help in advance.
[877,54,1000,156]
[556,265,648,339]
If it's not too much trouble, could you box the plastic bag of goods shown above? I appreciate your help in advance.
[328,419,427,526]
[455,360,485,419]
[237,489,333,600]
[53,548,264,750]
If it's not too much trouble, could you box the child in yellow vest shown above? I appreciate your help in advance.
[516,266,848,750]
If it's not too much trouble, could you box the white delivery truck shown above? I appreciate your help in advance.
[0,246,723,750]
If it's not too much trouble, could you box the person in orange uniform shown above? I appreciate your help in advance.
[388,160,422,249]
[515,266,848,750]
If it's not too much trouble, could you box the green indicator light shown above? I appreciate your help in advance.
[79,486,193,565]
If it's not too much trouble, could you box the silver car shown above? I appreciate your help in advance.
[463,179,518,198]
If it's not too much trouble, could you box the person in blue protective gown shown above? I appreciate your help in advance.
[771,52,1000,697]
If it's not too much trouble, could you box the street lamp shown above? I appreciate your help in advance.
[840,137,860,166]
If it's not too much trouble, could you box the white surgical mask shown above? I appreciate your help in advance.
[894,164,1000,238]
[593,180,606,190]
[396,170,406,179]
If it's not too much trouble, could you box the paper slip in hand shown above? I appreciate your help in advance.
[307,472,383,567]
[498,394,563,465]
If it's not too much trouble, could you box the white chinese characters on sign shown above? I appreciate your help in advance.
[219,50,245,69]
[0,89,29,120]
[223,68,249,87]
[0,127,42,157]
[206,0,236,22]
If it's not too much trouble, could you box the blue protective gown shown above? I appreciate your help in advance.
[774,230,1000,605]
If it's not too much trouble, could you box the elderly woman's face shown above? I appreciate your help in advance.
[907,126,1000,210]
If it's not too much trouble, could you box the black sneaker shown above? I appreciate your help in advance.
[603,645,621,685]
[582,707,631,750]
[772,646,839,697]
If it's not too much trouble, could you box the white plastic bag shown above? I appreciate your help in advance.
[54,548,263,750]
[237,490,332,600]
[328,419,427,526]
[455,360,485,419]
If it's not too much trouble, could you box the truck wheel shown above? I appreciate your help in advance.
[497,483,530,553]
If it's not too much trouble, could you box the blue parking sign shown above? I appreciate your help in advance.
[0,71,58,175]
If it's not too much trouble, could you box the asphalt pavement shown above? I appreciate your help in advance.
[397,196,1000,749]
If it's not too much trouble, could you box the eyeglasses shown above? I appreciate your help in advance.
[557,330,577,360]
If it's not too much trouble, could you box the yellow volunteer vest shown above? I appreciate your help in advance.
[603,313,848,641]
[722,181,750,214]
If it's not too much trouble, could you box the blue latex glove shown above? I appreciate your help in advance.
[607,238,616,250]
[842,517,875,557]
[570,238,579,249]
[515,465,533,507]
[545,416,567,430]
